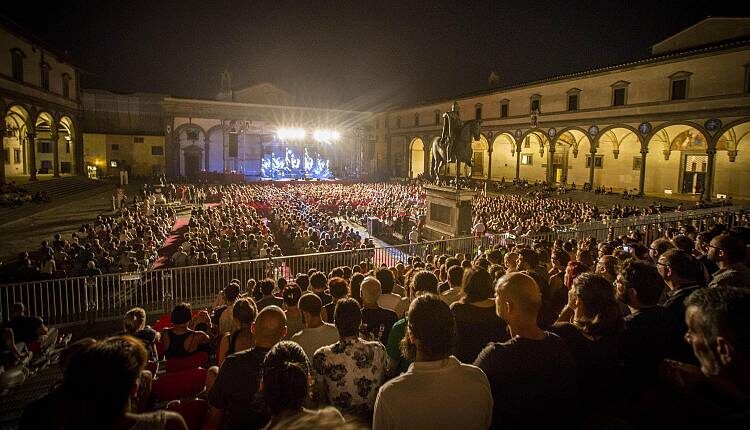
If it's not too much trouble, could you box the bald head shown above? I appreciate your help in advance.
[360,276,382,305]
[252,305,287,347]
[495,272,542,320]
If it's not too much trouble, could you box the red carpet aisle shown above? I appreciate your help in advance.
[152,216,190,269]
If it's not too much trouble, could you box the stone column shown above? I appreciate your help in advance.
[0,124,6,183]
[204,137,210,172]
[515,143,521,180]
[487,142,493,181]
[588,148,596,188]
[638,146,648,196]
[703,147,717,202]
[50,125,60,177]
[27,131,37,181]
[547,143,556,183]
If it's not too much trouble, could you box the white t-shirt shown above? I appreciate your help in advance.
[373,356,492,430]
[290,323,339,360]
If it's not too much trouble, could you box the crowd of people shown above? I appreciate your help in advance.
[7,212,748,429]
[0,181,49,208]
[1,203,177,282]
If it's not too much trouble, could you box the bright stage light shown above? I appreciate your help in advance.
[313,129,340,142]
[277,128,306,140]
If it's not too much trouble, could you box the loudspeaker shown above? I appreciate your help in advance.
[228,133,238,157]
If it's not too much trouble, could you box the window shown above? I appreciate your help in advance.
[613,88,626,106]
[40,62,50,90]
[151,146,164,156]
[586,154,604,168]
[632,156,642,171]
[133,136,144,143]
[521,154,533,165]
[39,141,51,153]
[62,73,71,98]
[500,100,509,118]
[669,71,692,100]
[530,95,541,113]
[611,81,629,107]
[475,104,482,120]
[111,144,119,151]
[566,89,580,111]
[567,94,579,111]
[671,80,687,100]
[14,149,21,164]
[414,113,419,127]
[10,48,25,81]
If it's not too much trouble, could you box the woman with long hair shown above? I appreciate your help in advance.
[217,298,257,365]
[450,268,509,363]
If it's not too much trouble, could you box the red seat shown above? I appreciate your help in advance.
[152,313,172,332]
[152,368,207,402]
[165,352,208,373]
[167,399,209,430]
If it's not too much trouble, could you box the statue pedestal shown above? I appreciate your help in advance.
[422,184,476,239]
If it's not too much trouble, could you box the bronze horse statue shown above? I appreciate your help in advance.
[430,119,482,186]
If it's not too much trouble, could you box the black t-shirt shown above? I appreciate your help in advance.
[360,307,398,345]
[451,302,509,364]
[549,322,622,411]
[208,347,270,430]
[6,316,44,343]
[474,332,578,428]
[621,306,686,393]
[662,285,703,365]
[315,291,333,307]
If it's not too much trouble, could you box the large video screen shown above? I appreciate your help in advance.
[261,147,333,180]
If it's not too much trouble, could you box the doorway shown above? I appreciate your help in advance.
[681,154,707,194]
[185,153,201,178]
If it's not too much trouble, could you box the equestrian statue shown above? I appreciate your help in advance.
[430,101,482,187]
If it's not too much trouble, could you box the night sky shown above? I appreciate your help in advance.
[1,1,748,109]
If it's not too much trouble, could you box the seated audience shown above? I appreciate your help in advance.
[122,307,160,361]
[217,298,257,365]
[359,276,398,345]
[160,303,211,359]
[291,293,339,360]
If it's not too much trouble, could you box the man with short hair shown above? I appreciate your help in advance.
[440,265,464,306]
[310,271,333,306]
[649,238,675,264]
[707,233,750,288]
[437,257,460,293]
[682,287,750,424]
[474,273,577,428]
[360,276,398,345]
[255,278,284,310]
[313,298,387,420]
[373,294,493,430]
[290,293,339,360]
[616,259,688,390]
[204,306,287,430]
[659,249,704,327]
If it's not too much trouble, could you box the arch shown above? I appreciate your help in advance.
[714,119,750,199]
[490,132,517,181]
[593,126,642,191]
[206,125,225,173]
[5,105,34,176]
[517,130,549,182]
[645,122,708,196]
[469,134,489,177]
[409,137,426,178]
[174,124,207,177]
[553,129,591,186]
[58,116,76,174]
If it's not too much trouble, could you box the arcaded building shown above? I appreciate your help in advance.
[380,17,750,200]
[0,18,82,182]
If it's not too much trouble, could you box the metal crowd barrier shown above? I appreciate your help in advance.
[0,206,745,327]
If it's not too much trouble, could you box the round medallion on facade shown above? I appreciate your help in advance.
[638,122,652,135]
[548,127,556,138]
[514,129,522,139]
[704,118,722,132]
[588,125,599,138]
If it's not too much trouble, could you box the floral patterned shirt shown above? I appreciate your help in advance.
[312,337,388,417]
